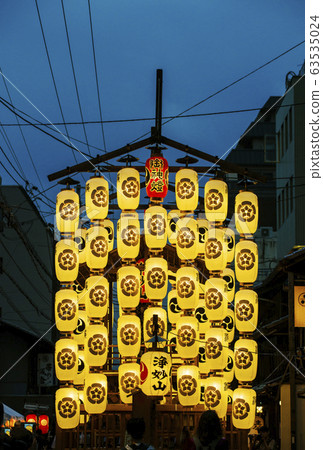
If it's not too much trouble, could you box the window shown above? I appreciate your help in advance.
[290,176,293,212]
[277,131,281,160]
[289,108,293,142]
[264,135,277,162]
[284,116,288,151]
[281,122,285,155]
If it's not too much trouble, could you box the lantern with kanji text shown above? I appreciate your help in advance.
[145,156,169,198]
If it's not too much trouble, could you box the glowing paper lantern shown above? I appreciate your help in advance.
[38,415,49,434]
[204,278,228,321]
[84,373,107,414]
[167,290,182,324]
[72,310,89,346]
[205,328,229,371]
[103,219,114,253]
[26,414,37,423]
[177,365,200,406]
[167,210,180,245]
[197,219,209,255]
[176,267,199,310]
[204,377,228,419]
[222,308,235,343]
[235,240,258,284]
[117,212,140,259]
[234,339,258,382]
[227,388,234,405]
[117,315,141,357]
[85,176,109,220]
[175,169,198,211]
[224,228,235,263]
[144,257,168,300]
[222,268,236,304]
[85,276,109,319]
[176,316,199,359]
[55,339,78,381]
[140,351,171,396]
[73,350,89,385]
[145,155,169,198]
[84,324,108,367]
[235,191,258,235]
[204,179,228,223]
[117,168,140,210]
[55,239,79,283]
[55,289,78,332]
[56,189,79,234]
[199,378,206,404]
[144,206,167,249]
[195,297,209,335]
[176,217,198,260]
[85,226,110,270]
[205,228,227,272]
[232,388,256,429]
[74,228,86,264]
[198,345,207,374]
[118,363,140,404]
[117,266,140,309]
[223,349,235,383]
[143,307,167,348]
[235,289,258,333]
[56,387,80,429]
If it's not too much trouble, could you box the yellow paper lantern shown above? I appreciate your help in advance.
[167,210,180,245]
[176,316,199,359]
[224,228,235,264]
[176,217,198,260]
[55,289,78,332]
[55,239,79,283]
[222,308,235,343]
[205,228,227,272]
[204,179,228,223]
[85,226,110,270]
[235,240,258,284]
[85,176,109,220]
[235,191,258,235]
[175,169,199,211]
[84,324,108,367]
[56,189,79,234]
[117,212,140,260]
[167,290,182,324]
[198,345,207,375]
[144,206,167,249]
[204,377,228,419]
[84,276,109,319]
[168,270,177,288]
[102,219,114,253]
[74,228,86,264]
[140,351,171,396]
[117,266,140,309]
[199,378,207,404]
[56,387,80,429]
[83,373,107,414]
[144,257,168,300]
[232,388,256,429]
[176,267,199,310]
[195,297,209,335]
[235,289,258,333]
[234,339,258,382]
[117,168,140,210]
[55,338,78,381]
[222,268,235,304]
[118,363,140,404]
[204,278,228,321]
[223,349,235,384]
[205,328,229,371]
[72,310,89,345]
[177,365,200,406]
[143,307,167,348]
[197,219,209,255]
[117,315,141,357]
[227,388,233,405]
[73,350,89,385]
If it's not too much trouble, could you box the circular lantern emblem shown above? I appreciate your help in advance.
[224,355,234,373]
[58,397,77,419]
[198,225,207,244]
[140,361,149,383]
[206,338,223,359]
[177,325,196,347]
[121,275,139,296]
[90,236,108,258]
[205,288,223,310]
[169,296,181,314]
[205,239,222,259]
[146,317,165,339]
[74,318,86,335]
[147,215,166,236]
[91,186,108,208]
[204,386,221,409]
[58,249,77,271]
[177,178,195,199]
[195,307,208,324]
[147,268,166,289]
[87,383,106,404]
[177,228,195,249]
[235,348,253,370]
[222,314,234,332]
[298,293,305,307]
[178,375,197,397]
[121,226,139,247]
[198,346,206,364]
[177,277,195,299]
[223,273,234,290]
[237,201,256,223]
[233,397,250,420]
[121,177,140,198]
[236,249,256,271]
[236,300,254,322]
[74,235,85,252]
[77,357,85,374]
[205,189,224,210]
[88,334,107,355]
[57,299,76,321]
[121,372,140,394]
[59,199,78,221]
[57,348,76,371]
[120,324,139,345]
[89,286,108,307]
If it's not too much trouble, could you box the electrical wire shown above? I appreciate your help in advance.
[0,120,27,179]
[0,143,27,184]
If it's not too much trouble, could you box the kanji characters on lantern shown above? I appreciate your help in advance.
[140,351,171,396]
[145,156,169,198]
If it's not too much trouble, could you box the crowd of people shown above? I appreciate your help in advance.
[0,421,51,450]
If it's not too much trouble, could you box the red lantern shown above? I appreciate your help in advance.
[38,415,49,434]
[145,156,169,198]
[26,414,37,423]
